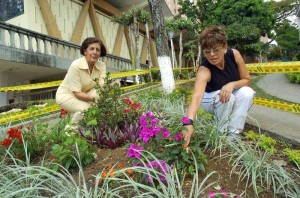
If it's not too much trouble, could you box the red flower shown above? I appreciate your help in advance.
[1,138,12,147]
[59,108,68,118]
[123,98,132,105]
[17,137,23,144]
[131,103,141,109]
[123,109,131,113]
[7,127,22,139]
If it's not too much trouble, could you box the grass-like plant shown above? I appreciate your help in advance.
[0,143,92,197]
[225,140,299,197]
[0,139,220,197]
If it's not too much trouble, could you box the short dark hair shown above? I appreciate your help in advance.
[199,25,227,49]
[80,37,107,57]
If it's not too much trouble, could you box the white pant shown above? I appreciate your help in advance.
[201,86,255,134]
[57,89,98,124]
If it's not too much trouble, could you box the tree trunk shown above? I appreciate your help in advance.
[133,11,140,70]
[145,22,152,67]
[179,31,183,68]
[196,40,201,70]
[148,0,175,93]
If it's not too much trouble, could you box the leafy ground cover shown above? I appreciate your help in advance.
[0,81,299,197]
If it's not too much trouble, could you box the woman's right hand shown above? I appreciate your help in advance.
[182,125,194,148]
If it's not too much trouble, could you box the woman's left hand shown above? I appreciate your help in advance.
[219,83,234,103]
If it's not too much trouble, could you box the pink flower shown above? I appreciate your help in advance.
[220,189,229,197]
[127,144,144,158]
[161,128,171,139]
[181,116,190,124]
[208,191,216,198]
[175,133,183,141]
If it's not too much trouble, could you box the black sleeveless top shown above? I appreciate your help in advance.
[201,48,240,93]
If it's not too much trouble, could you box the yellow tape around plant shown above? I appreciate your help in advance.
[0,104,60,125]
[254,97,300,114]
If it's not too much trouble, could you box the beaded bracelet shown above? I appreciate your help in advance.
[181,116,194,126]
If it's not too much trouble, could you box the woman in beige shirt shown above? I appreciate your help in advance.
[56,37,106,124]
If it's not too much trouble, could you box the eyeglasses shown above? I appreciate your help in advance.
[203,47,222,55]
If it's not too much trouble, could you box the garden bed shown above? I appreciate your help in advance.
[69,122,299,198]
[1,84,299,197]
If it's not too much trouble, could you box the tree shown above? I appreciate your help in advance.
[178,0,276,57]
[214,0,276,56]
[112,8,141,70]
[269,0,300,27]
[276,19,300,60]
[148,0,175,93]
[136,9,152,67]
[175,18,194,68]
[267,0,300,44]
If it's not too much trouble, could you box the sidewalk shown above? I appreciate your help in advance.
[246,74,300,146]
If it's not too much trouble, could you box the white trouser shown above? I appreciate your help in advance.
[201,86,255,134]
[58,89,97,124]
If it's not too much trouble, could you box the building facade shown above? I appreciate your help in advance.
[0,0,176,106]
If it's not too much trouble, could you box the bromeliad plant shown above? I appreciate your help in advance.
[79,75,143,148]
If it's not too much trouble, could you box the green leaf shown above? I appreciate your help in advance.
[65,159,72,169]
[52,164,59,171]
[87,119,97,126]
[188,164,195,175]
[85,130,91,136]
[66,137,73,144]
[171,148,181,155]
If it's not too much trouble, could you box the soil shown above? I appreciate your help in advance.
[70,123,299,198]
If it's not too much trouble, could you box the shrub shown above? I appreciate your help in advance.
[79,75,143,148]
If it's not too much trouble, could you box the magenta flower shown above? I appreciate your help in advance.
[151,118,159,126]
[181,116,190,124]
[139,115,147,126]
[175,133,183,141]
[220,189,229,197]
[145,111,154,118]
[127,144,144,158]
[208,191,216,198]
[145,175,153,183]
[146,160,170,184]
[161,127,171,139]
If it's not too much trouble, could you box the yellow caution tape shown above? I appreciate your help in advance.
[0,81,62,92]
[1,61,300,92]
[254,97,300,114]
[111,70,151,78]
[121,84,146,91]
[246,61,300,73]
[0,104,60,125]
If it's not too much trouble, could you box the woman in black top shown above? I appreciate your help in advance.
[182,25,255,147]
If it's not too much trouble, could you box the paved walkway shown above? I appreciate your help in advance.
[246,74,300,146]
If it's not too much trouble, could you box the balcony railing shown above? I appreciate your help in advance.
[0,21,148,71]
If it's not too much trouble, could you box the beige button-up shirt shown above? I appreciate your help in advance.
[56,56,106,104]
